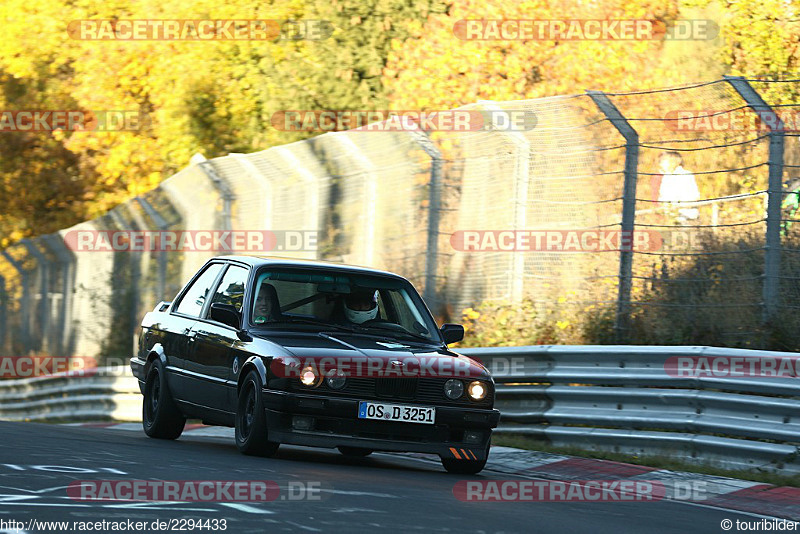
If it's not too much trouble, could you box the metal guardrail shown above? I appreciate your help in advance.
[460,346,800,475]
[0,367,139,422]
[1,347,798,475]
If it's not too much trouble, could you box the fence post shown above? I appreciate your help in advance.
[405,125,444,313]
[1,250,31,352]
[109,207,141,362]
[230,153,274,233]
[41,233,75,356]
[21,240,50,354]
[0,274,5,354]
[196,159,235,232]
[478,101,531,304]
[587,90,639,342]
[725,76,784,323]
[136,197,169,301]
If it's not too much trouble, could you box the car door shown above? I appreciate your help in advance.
[183,263,249,417]
[168,262,225,405]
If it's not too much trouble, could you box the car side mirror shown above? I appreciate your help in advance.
[209,302,241,329]
[440,323,465,344]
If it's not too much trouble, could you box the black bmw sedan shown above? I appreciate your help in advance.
[130,256,500,474]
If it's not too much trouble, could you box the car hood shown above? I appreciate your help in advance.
[257,330,489,380]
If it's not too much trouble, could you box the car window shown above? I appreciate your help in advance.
[250,268,438,341]
[209,265,248,316]
[383,290,427,334]
[174,263,224,317]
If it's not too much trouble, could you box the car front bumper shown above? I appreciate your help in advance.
[130,356,146,393]
[262,389,500,460]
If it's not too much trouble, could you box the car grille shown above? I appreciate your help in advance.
[375,377,417,399]
[290,376,493,407]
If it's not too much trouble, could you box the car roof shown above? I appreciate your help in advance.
[214,255,408,280]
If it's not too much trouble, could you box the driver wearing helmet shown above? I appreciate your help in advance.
[343,289,378,324]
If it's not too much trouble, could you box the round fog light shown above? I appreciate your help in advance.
[467,381,487,401]
[326,369,347,390]
[444,379,464,400]
[300,365,320,387]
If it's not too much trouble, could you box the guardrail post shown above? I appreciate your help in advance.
[405,126,444,313]
[725,76,784,324]
[478,101,531,304]
[587,90,639,342]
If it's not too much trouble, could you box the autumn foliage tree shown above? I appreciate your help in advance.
[0,0,798,247]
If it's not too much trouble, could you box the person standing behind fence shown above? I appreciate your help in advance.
[657,151,700,224]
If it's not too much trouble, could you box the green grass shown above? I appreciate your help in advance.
[493,435,800,488]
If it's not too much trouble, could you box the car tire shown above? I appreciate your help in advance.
[441,440,490,474]
[337,446,373,457]
[142,359,186,439]
[235,371,280,457]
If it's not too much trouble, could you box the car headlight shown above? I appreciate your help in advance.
[300,365,321,387]
[467,381,487,401]
[326,369,347,390]
[444,379,464,400]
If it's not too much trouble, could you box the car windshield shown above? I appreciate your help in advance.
[250,268,440,342]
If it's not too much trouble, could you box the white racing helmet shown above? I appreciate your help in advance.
[344,290,378,324]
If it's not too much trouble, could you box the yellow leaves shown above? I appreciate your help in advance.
[463,307,480,320]
[459,295,589,347]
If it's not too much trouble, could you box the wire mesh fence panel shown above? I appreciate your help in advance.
[158,163,226,283]
[311,131,375,267]
[62,217,117,360]
[336,130,432,291]
[139,187,185,302]
[601,81,773,346]
[523,95,622,325]
[752,79,800,343]
[1,79,800,358]
[441,115,521,312]
[212,154,273,236]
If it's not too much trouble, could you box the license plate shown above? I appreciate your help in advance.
[358,401,435,424]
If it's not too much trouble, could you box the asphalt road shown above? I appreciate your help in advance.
[0,421,771,533]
